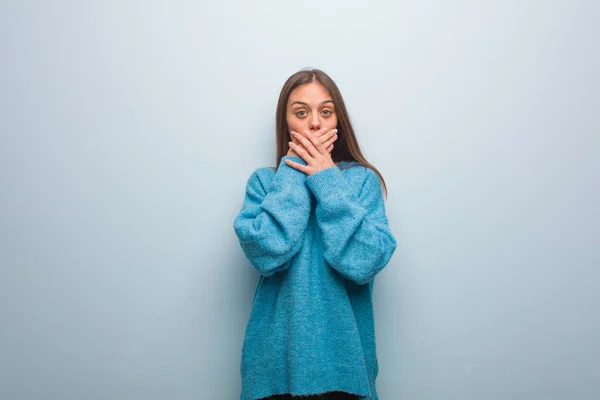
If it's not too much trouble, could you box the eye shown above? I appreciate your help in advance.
[296,110,307,117]
[322,110,333,116]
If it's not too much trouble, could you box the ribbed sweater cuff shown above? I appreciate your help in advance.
[305,165,350,200]
[273,155,308,185]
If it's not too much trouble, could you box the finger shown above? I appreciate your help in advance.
[326,144,333,152]
[319,127,337,138]
[289,139,314,163]
[315,128,337,150]
[323,132,338,148]
[289,131,304,147]
[284,158,308,174]
[300,130,326,158]
[293,131,319,159]
[304,130,328,155]
[318,127,337,139]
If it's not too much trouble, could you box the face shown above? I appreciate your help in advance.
[286,81,338,137]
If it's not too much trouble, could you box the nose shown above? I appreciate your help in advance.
[309,114,321,132]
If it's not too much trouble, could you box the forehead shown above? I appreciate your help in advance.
[287,82,332,105]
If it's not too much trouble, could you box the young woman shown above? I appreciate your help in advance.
[233,68,398,400]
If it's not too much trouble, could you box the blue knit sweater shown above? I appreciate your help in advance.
[233,155,398,400]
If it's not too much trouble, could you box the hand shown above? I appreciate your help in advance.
[287,127,338,158]
[285,128,338,175]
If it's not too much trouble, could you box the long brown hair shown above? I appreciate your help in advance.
[274,67,389,199]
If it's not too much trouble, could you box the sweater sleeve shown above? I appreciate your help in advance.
[305,165,397,285]
[233,155,311,276]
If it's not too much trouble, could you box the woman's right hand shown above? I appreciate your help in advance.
[287,127,338,157]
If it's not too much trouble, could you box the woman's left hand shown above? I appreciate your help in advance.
[285,130,336,176]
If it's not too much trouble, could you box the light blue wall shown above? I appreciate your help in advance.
[1,1,598,399]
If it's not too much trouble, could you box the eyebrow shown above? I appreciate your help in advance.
[290,100,334,107]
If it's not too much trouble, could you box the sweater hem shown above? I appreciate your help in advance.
[241,362,373,400]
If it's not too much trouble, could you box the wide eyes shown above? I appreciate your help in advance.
[295,110,333,117]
